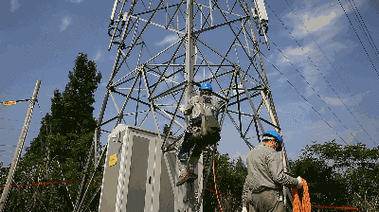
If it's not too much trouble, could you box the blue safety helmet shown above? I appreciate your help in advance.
[263,130,283,151]
[200,82,212,91]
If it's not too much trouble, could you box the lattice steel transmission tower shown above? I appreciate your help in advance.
[90,0,292,211]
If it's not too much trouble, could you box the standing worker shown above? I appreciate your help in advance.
[242,130,303,212]
[176,82,221,186]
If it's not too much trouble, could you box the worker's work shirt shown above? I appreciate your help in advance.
[185,95,219,120]
[244,142,298,192]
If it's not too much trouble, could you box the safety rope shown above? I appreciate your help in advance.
[311,205,359,210]
[292,178,311,212]
[182,167,204,203]
[205,187,241,199]
[0,180,100,187]
[182,146,223,212]
[212,152,223,212]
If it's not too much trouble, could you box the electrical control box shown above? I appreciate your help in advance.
[98,124,200,212]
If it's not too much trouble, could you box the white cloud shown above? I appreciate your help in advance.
[322,95,347,107]
[10,0,20,13]
[93,50,103,62]
[277,44,316,67]
[353,91,370,104]
[59,15,72,32]
[320,91,369,108]
[299,11,337,34]
[275,41,338,90]
[156,34,179,46]
[287,46,311,56]
[284,2,344,40]
[304,119,341,140]
[231,151,247,161]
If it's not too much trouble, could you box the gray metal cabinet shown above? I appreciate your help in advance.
[99,125,182,212]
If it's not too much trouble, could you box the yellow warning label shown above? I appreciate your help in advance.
[109,154,117,167]
[3,101,16,106]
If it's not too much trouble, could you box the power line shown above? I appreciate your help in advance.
[336,0,379,77]
[0,144,17,148]
[281,0,379,144]
[266,2,377,146]
[269,41,360,144]
[260,51,349,145]
[0,150,13,154]
[0,127,40,134]
[270,40,377,146]
[347,0,379,64]
[0,118,41,125]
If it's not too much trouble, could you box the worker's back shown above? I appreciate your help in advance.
[246,142,281,192]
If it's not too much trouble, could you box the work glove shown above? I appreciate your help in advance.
[179,105,187,114]
[241,206,247,212]
[296,176,303,189]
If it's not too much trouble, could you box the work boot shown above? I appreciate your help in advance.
[179,152,188,163]
[203,145,214,153]
[176,172,198,186]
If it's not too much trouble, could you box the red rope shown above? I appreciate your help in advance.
[311,205,359,210]
[212,154,223,212]
[205,187,241,199]
[0,180,100,187]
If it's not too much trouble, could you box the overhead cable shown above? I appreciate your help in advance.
[260,52,349,145]
[336,0,379,77]
[282,0,379,142]
[270,40,376,146]
[270,41,362,144]
[0,127,40,134]
[347,0,379,64]
[266,2,377,145]
[0,118,41,126]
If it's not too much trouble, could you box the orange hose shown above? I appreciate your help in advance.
[212,155,223,212]
[292,178,311,212]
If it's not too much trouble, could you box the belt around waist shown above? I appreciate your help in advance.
[251,187,281,193]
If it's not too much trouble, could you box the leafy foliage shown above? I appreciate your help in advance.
[0,53,102,211]
[203,150,247,211]
[202,140,379,211]
[290,140,379,211]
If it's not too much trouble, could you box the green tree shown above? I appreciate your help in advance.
[289,152,349,206]
[203,150,247,211]
[3,53,102,211]
[291,140,379,211]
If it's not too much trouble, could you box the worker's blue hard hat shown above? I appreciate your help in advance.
[200,82,212,91]
[263,130,283,150]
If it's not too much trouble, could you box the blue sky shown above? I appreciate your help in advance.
[1,0,379,166]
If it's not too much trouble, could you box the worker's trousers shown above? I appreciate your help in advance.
[250,189,285,212]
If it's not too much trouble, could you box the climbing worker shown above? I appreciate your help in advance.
[176,82,221,186]
[241,130,303,212]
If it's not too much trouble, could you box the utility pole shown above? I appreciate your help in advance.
[0,80,41,211]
